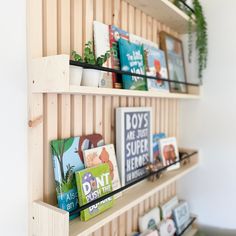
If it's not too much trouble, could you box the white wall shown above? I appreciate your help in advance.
[0,0,28,235]
[178,0,236,229]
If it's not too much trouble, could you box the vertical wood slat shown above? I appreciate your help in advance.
[43,0,58,205]
[113,0,121,27]
[29,0,184,235]
[28,1,44,235]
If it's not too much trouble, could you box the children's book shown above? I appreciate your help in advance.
[153,133,166,164]
[93,21,112,88]
[160,196,179,220]
[50,134,104,219]
[116,107,153,186]
[158,137,180,170]
[75,163,114,221]
[130,34,169,92]
[83,144,121,196]
[109,25,129,87]
[118,38,147,90]
[139,208,160,232]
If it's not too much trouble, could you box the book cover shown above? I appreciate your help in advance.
[93,21,112,88]
[50,134,104,219]
[118,38,147,90]
[130,34,169,92]
[116,107,153,186]
[75,163,114,221]
[158,137,180,171]
[83,144,121,196]
[160,196,179,220]
[139,208,160,232]
[172,201,190,234]
[153,133,166,164]
[109,25,129,87]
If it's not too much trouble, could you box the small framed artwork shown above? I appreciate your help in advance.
[160,32,188,93]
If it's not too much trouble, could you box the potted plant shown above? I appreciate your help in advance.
[172,0,208,81]
[72,41,111,87]
[70,51,83,86]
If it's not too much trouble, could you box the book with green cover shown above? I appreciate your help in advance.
[75,163,114,221]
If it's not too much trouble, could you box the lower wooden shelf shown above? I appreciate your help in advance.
[32,153,198,236]
[183,225,198,236]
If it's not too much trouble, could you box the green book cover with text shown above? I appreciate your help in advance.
[75,163,114,221]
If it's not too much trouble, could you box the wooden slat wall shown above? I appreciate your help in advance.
[28,0,181,235]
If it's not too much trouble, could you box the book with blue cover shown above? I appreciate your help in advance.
[118,38,147,90]
[153,133,166,164]
[75,163,114,221]
[50,134,104,219]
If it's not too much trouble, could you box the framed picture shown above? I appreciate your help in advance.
[160,32,188,93]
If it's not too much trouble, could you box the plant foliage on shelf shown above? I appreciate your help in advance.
[173,0,208,81]
[71,41,111,67]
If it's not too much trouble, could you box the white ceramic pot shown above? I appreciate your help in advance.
[81,69,101,87]
[69,65,83,85]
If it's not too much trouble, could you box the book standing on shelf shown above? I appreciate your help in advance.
[75,163,114,221]
[50,134,104,219]
[83,144,121,197]
[158,137,180,170]
[109,25,129,88]
[118,38,147,90]
[116,107,153,186]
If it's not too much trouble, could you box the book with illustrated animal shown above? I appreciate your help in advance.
[75,163,114,221]
[116,107,153,186]
[129,34,169,92]
[50,134,104,219]
[118,38,147,90]
[158,137,180,171]
[83,144,121,197]
[109,25,129,87]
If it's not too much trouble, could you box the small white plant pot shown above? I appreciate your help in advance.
[69,65,83,86]
[81,69,101,87]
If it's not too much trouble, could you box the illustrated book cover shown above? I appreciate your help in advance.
[153,133,166,164]
[130,34,169,92]
[109,25,129,87]
[118,38,147,90]
[160,196,179,220]
[158,137,180,171]
[139,208,160,232]
[172,201,190,234]
[116,107,152,186]
[83,144,121,196]
[75,163,114,221]
[50,134,104,219]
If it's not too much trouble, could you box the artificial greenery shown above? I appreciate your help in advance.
[172,0,208,80]
[71,41,111,67]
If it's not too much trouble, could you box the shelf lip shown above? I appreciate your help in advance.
[69,154,199,236]
[125,0,195,34]
[55,86,200,99]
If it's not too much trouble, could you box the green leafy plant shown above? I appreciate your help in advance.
[172,0,208,80]
[71,41,112,67]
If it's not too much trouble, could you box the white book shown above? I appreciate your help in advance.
[158,137,180,170]
[116,107,153,186]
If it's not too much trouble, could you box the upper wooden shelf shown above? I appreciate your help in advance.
[30,55,200,99]
[126,0,192,34]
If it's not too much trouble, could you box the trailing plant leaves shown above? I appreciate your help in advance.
[172,0,208,80]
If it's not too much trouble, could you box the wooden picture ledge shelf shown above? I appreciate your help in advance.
[126,0,194,34]
[32,151,198,236]
[30,55,201,99]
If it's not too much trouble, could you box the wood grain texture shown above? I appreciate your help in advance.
[28,0,195,235]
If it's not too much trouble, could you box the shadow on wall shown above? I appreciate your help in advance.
[196,225,236,236]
